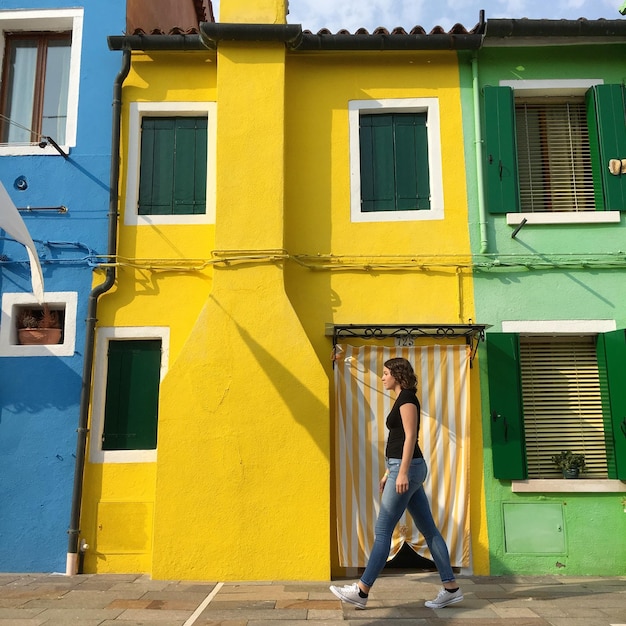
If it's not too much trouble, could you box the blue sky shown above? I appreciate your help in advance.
[212,0,623,33]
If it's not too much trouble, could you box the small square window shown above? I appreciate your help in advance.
[0,291,77,356]
[138,116,207,216]
[349,98,444,223]
[15,303,66,346]
[125,102,216,226]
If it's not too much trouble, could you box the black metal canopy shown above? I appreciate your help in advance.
[331,323,489,363]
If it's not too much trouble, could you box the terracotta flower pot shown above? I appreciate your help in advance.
[18,328,62,345]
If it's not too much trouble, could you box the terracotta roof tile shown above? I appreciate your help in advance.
[127,19,482,39]
[302,22,480,36]
[129,27,201,36]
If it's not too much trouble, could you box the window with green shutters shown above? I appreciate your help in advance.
[138,116,207,215]
[483,84,626,214]
[486,331,626,480]
[102,339,162,451]
[359,113,430,212]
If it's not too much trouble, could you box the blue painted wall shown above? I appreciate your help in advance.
[0,0,125,572]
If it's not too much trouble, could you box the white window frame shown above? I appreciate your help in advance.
[501,318,626,493]
[125,102,217,226]
[0,291,77,357]
[90,326,169,464]
[348,98,444,223]
[500,79,620,225]
[0,8,83,156]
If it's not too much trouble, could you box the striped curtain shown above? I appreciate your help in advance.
[334,344,471,568]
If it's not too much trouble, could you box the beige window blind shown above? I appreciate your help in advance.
[515,98,595,213]
[520,336,608,478]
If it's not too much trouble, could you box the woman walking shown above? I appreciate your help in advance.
[330,357,463,609]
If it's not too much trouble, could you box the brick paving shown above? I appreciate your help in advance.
[0,571,624,625]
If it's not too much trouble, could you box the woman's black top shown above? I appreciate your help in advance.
[385,388,423,460]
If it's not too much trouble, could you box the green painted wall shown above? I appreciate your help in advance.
[461,45,626,576]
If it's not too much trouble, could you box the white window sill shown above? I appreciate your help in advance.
[512,479,626,493]
[507,211,621,225]
[0,144,71,157]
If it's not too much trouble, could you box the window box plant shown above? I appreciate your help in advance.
[17,304,62,345]
[551,450,586,479]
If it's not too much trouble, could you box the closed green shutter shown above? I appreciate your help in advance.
[102,339,161,451]
[360,113,430,212]
[173,117,207,214]
[483,86,520,214]
[586,85,626,212]
[394,114,430,210]
[486,333,527,479]
[596,329,626,479]
[138,117,207,215]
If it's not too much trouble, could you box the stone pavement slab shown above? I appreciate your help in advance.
[0,571,624,625]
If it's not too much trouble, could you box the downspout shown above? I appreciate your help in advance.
[472,52,488,253]
[66,46,131,576]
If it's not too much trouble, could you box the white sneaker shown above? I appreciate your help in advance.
[425,587,464,608]
[329,582,368,609]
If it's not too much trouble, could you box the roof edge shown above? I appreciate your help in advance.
[485,18,626,43]
[293,32,483,51]
[108,34,204,50]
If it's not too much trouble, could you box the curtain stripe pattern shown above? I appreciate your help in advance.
[334,344,471,568]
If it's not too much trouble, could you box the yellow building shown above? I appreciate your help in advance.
[80,0,487,580]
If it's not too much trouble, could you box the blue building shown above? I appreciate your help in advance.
[0,0,125,572]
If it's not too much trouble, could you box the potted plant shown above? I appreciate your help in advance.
[17,304,62,345]
[551,450,586,479]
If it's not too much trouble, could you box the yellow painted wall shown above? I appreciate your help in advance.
[81,51,218,574]
[282,51,488,575]
[81,31,488,578]
[219,0,287,23]
[150,40,330,580]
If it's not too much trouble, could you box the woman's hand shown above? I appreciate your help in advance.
[396,470,409,493]
[379,473,388,492]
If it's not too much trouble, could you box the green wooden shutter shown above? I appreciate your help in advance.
[360,113,429,212]
[587,84,626,212]
[483,86,520,214]
[102,339,161,451]
[596,329,626,479]
[173,117,207,215]
[394,114,430,210]
[138,117,207,215]
[486,333,527,479]
[139,118,175,215]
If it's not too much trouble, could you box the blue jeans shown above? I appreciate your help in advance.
[360,457,455,588]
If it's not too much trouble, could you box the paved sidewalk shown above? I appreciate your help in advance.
[0,570,624,625]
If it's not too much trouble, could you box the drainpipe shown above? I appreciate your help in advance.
[472,51,488,253]
[66,46,131,576]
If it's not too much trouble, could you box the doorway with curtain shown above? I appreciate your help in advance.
[333,343,471,570]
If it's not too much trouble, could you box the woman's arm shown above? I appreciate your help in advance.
[396,402,418,493]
